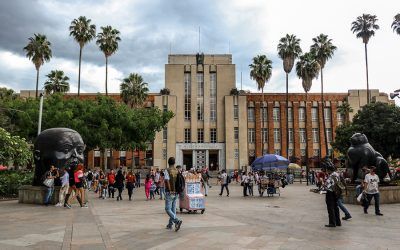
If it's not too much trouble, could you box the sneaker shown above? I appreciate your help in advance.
[64,203,71,209]
[342,215,352,221]
[376,213,383,216]
[54,203,62,207]
[81,204,88,208]
[166,225,172,230]
[227,194,229,197]
[175,220,183,232]
[364,209,368,214]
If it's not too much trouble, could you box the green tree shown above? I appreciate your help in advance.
[392,14,400,35]
[296,52,320,170]
[333,102,400,158]
[351,14,379,104]
[0,128,32,167]
[310,34,337,157]
[120,73,149,108]
[249,55,272,155]
[96,26,121,96]
[337,101,353,125]
[23,34,52,99]
[43,70,70,95]
[278,34,302,158]
[69,16,96,96]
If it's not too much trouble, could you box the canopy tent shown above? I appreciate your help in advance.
[251,154,289,172]
[288,163,301,170]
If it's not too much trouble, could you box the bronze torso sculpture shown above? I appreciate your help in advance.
[33,128,85,186]
[347,133,390,183]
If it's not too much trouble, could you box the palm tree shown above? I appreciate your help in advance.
[391,14,400,35]
[296,52,319,185]
[43,70,70,95]
[96,26,121,96]
[69,16,96,96]
[249,55,273,155]
[120,73,149,108]
[277,34,302,159]
[310,34,337,158]
[23,34,52,98]
[351,14,379,104]
[337,102,353,125]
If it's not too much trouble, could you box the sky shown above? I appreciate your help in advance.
[0,0,399,105]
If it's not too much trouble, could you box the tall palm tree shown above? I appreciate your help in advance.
[351,14,379,104]
[23,34,52,98]
[277,34,302,159]
[43,70,70,95]
[249,55,273,155]
[69,16,96,96]
[296,52,320,185]
[310,34,337,158]
[337,102,353,125]
[96,26,121,96]
[120,73,149,108]
[391,14,400,35]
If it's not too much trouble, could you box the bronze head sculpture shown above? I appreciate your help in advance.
[33,128,85,186]
[347,133,390,184]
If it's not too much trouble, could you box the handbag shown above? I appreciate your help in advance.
[43,178,54,188]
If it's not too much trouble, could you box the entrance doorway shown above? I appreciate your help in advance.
[209,150,218,171]
[183,151,193,170]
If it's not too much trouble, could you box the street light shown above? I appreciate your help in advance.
[390,89,400,99]
[37,92,44,136]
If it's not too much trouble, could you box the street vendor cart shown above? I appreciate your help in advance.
[179,173,205,214]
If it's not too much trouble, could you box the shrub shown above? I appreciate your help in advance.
[0,170,33,198]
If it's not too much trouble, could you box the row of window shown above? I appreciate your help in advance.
[246,107,343,122]
[183,128,218,143]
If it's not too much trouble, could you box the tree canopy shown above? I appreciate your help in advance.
[0,128,31,166]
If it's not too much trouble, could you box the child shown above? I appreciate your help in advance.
[150,180,157,200]
[145,174,152,200]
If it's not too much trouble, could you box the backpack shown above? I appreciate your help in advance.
[332,175,345,197]
[175,173,185,194]
[227,175,231,184]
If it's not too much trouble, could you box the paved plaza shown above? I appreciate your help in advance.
[0,182,399,250]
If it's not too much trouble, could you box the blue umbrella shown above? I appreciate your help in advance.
[251,154,289,172]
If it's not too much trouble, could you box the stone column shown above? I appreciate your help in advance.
[206,150,209,168]
[267,102,274,154]
[192,150,197,169]
[254,102,262,157]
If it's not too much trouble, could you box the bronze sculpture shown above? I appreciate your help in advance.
[347,133,390,183]
[33,128,85,186]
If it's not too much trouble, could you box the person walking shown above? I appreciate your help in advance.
[201,169,209,196]
[126,171,136,201]
[115,169,125,201]
[135,171,141,188]
[363,167,383,216]
[145,174,152,200]
[324,164,341,227]
[55,167,69,207]
[159,171,166,200]
[241,171,249,197]
[218,169,230,197]
[107,169,116,198]
[164,157,184,232]
[248,172,254,196]
[74,164,88,208]
[43,165,57,206]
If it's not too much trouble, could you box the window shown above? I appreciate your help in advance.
[262,106,267,122]
[210,73,217,122]
[184,128,191,143]
[328,148,334,157]
[197,99,204,120]
[289,128,294,143]
[210,128,217,143]
[274,128,280,143]
[288,149,294,156]
[197,73,204,97]
[197,129,204,143]
[184,73,191,120]
[233,105,239,120]
[313,149,320,157]
[163,105,168,113]
[273,107,280,121]
[234,149,239,159]
[274,149,281,155]
[299,128,306,143]
[324,107,331,121]
[299,107,305,122]
[234,127,239,143]
[248,107,255,122]
[301,149,306,156]
[262,128,268,143]
[288,107,293,122]
[248,128,255,143]
[337,112,343,123]
[163,127,167,143]
[312,128,319,143]
[326,128,332,143]
[311,108,318,122]
[162,149,167,160]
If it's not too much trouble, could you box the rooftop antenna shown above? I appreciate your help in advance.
[198,26,201,52]
[240,65,243,91]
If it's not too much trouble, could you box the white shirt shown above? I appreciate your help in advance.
[220,173,228,184]
[364,173,379,194]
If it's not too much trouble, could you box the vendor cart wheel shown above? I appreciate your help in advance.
[201,209,205,214]
[180,208,183,213]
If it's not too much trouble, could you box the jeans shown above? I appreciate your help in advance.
[159,187,165,199]
[127,183,134,200]
[108,184,115,198]
[165,192,180,227]
[248,184,253,196]
[87,180,92,190]
[44,186,54,204]
[337,197,351,217]
[364,193,381,214]
[220,184,229,196]
[243,183,248,196]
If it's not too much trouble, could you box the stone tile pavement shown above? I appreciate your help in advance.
[0,182,399,249]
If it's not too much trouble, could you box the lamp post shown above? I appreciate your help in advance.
[37,93,44,136]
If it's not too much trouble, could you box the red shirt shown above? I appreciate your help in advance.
[107,173,116,184]
[126,174,136,183]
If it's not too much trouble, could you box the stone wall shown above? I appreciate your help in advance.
[343,185,400,204]
[19,185,87,205]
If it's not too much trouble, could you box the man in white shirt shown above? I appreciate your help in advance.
[218,169,230,197]
[363,167,383,216]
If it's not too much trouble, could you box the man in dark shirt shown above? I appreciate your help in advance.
[164,157,183,232]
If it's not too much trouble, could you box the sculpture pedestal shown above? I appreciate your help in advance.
[18,185,87,205]
[343,185,400,204]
